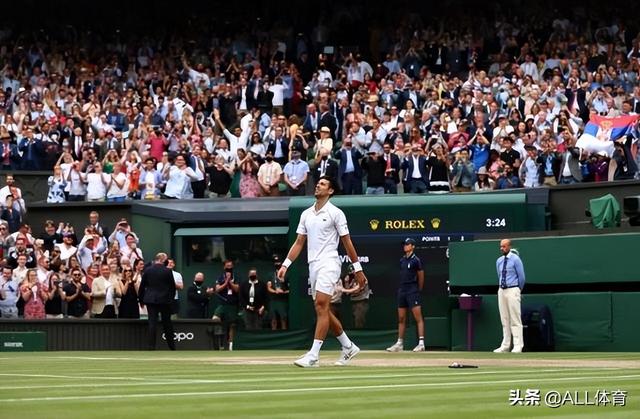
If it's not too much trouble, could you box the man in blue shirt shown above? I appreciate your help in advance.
[494,239,526,353]
[387,238,426,352]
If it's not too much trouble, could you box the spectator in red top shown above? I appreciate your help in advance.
[146,127,169,162]
[447,120,470,152]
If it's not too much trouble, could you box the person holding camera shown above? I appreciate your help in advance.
[237,149,261,198]
[402,144,429,194]
[450,149,476,192]
[146,126,170,162]
[361,150,385,194]
[20,269,47,319]
[117,266,140,319]
[162,153,199,199]
[108,218,138,250]
[45,272,65,318]
[65,159,87,201]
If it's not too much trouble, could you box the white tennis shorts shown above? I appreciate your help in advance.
[308,257,341,299]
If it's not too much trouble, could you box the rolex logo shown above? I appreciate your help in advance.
[430,218,441,229]
[369,219,380,231]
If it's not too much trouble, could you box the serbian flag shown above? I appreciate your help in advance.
[583,114,638,140]
[577,114,639,154]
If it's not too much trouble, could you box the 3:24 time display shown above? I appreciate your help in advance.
[485,218,507,228]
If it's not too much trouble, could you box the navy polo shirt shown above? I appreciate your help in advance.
[216,273,239,306]
[399,253,423,290]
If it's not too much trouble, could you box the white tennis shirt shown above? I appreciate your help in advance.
[296,201,349,263]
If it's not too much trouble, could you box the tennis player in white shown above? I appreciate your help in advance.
[278,176,367,367]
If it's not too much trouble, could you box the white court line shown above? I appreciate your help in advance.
[2,374,639,403]
[0,367,610,386]
[0,373,150,381]
[0,368,588,390]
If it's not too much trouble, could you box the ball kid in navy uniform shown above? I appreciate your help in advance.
[386,238,426,352]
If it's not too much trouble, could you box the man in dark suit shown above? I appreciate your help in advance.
[139,253,176,350]
[313,148,339,186]
[401,146,430,193]
[70,127,85,161]
[99,132,122,158]
[381,143,401,194]
[266,126,289,166]
[331,98,348,142]
[246,72,263,110]
[400,82,423,110]
[511,87,526,117]
[564,80,589,123]
[334,137,363,195]
[302,103,320,135]
[318,103,337,139]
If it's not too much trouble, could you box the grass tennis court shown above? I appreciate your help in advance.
[0,351,638,418]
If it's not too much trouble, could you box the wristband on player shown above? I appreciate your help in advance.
[282,258,292,268]
[351,261,363,272]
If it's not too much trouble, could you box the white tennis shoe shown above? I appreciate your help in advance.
[294,353,319,368]
[334,343,361,366]
[386,342,403,352]
[412,343,425,352]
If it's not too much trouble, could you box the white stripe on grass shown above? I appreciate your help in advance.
[2,373,639,403]
[0,368,585,390]
[0,367,614,389]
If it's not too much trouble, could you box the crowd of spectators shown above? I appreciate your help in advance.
[0,208,290,339]
[0,4,639,202]
[0,210,151,319]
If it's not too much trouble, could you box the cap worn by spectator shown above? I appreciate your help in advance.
[477,167,488,175]
[320,126,330,133]
[403,238,416,246]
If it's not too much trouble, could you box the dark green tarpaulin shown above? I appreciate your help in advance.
[586,193,621,228]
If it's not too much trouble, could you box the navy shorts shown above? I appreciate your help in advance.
[397,288,422,308]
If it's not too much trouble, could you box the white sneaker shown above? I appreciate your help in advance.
[493,346,510,353]
[334,343,361,366]
[511,346,523,353]
[412,343,425,352]
[386,342,403,352]
[294,353,319,368]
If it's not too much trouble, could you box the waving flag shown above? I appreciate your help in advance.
[577,114,639,154]
[583,114,638,141]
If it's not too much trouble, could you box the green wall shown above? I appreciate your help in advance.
[132,214,173,261]
[451,292,640,351]
[450,233,640,287]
